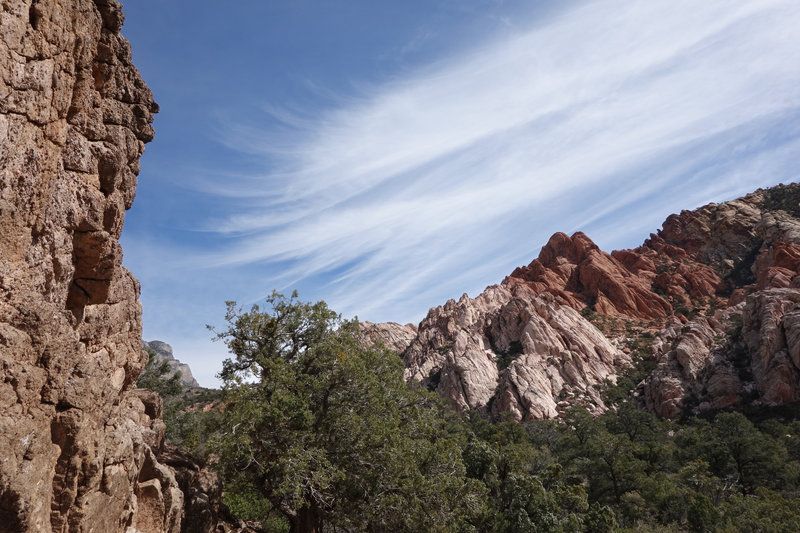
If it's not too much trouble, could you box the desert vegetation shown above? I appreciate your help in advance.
[139,292,800,533]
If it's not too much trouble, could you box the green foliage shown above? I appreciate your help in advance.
[717,488,800,532]
[197,291,800,532]
[602,333,657,405]
[706,412,786,494]
[222,479,279,525]
[583,503,616,532]
[210,291,485,532]
[551,407,800,531]
[760,183,800,218]
[163,398,223,455]
[463,415,589,532]
[137,347,224,455]
[655,262,671,274]
[726,312,743,341]
[496,340,524,371]
[435,342,455,355]
[672,302,697,320]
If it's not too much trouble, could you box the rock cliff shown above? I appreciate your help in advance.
[143,340,201,389]
[402,284,628,420]
[639,186,800,416]
[373,183,800,420]
[0,1,186,530]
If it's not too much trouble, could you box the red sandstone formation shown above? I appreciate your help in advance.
[505,228,725,322]
[370,183,800,420]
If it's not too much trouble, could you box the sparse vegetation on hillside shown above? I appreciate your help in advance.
[602,331,657,406]
[137,346,183,397]
[760,183,800,217]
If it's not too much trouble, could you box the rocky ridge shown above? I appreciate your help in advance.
[374,184,800,420]
[143,340,201,389]
[359,321,418,354]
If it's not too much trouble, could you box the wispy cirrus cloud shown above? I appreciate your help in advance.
[196,0,800,323]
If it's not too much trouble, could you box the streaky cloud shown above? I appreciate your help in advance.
[198,0,800,323]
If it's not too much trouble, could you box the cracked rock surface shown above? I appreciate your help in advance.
[0,1,185,531]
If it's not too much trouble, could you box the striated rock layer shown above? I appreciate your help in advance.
[0,1,185,531]
[371,183,800,420]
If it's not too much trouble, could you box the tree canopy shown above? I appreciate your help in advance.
[210,292,485,532]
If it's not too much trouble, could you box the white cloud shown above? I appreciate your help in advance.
[195,0,800,325]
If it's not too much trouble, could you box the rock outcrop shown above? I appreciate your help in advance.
[506,227,726,321]
[0,1,189,530]
[402,284,628,420]
[369,183,800,420]
[506,231,677,320]
[143,340,201,388]
[640,187,800,416]
[157,446,226,533]
[643,287,800,417]
[359,321,417,354]
[642,311,743,418]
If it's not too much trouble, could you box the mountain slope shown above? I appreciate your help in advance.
[374,183,800,420]
[144,340,201,388]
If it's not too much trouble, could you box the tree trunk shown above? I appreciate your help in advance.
[289,503,322,533]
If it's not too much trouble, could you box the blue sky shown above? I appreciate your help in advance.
[120,0,800,387]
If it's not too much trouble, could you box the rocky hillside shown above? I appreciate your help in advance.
[144,340,201,388]
[377,183,800,420]
[0,2,225,531]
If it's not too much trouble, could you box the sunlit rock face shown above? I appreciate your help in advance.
[0,1,186,530]
[641,187,800,417]
[369,184,800,420]
[360,321,418,354]
[143,340,201,388]
[643,287,800,418]
[400,284,628,420]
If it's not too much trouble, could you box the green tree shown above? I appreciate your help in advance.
[711,412,785,494]
[210,292,484,533]
[605,402,672,474]
[463,416,588,532]
[718,488,800,532]
[137,346,223,455]
[560,408,646,506]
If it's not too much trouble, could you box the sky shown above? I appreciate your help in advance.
[119,0,800,387]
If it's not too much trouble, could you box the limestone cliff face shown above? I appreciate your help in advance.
[0,1,183,531]
[371,183,800,420]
